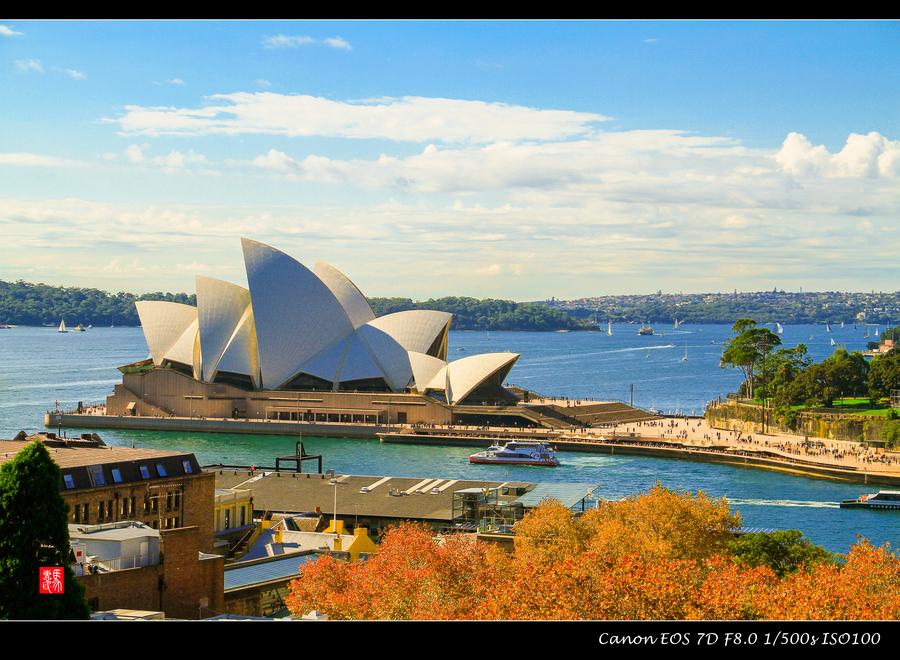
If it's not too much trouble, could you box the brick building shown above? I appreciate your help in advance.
[0,435,223,618]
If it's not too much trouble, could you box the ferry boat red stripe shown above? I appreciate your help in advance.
[468,457,558,466]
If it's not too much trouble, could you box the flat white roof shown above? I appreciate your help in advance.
[69,521,159,541]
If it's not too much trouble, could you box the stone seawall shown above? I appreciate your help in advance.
[705,401,891,443]
[45,412,389,439]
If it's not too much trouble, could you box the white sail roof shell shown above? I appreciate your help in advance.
[241,238,355,389]
[195,276,252,382]
[214,307,260,386]
[336,333,386,383]
[425,352,519,404]
[164,318,200,371]
[313,261,376,329]
[408,352,447,392]
[135,301,198,367]
[134,239,521,396]
[366,310,451,357]
[355,324,414,391]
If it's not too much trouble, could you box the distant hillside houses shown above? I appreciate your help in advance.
[543,290,900,325]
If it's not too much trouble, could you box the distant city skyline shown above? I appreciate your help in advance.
[1,20,898,299]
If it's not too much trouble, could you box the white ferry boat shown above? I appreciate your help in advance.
[839,490,900,510]
[469,441,560,467]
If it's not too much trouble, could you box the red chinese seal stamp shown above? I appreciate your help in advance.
[39,567,64,594]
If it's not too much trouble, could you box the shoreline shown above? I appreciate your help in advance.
[44,412,900,486]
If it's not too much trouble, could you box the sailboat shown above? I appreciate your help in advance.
[830,338,836,347]
[775,322,783,334]
[841,321,845,328]
[865,327,871,338]
[58,319,68,333]
[825,322,832,333]
[875,327,880,337]
[607,321,613,336]
[681,342,688,362]
[673,318,682,329]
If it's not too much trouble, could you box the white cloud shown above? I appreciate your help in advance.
[125,144,147,163]
[0,24,23,37]
[263,34,317,48]
[255,79,271,88]
[263,34,351,50]
[63,68,87,80]
[123,144,213,174]
[246,130,750,195]
[322,36,351,51]
[14,59,44,73]
[166,78,186,86]
[1,187,897,297]
[0,152,86,168]
[775,131,900,178]
[110,92,610,143]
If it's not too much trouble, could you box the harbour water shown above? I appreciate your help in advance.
[1,323,896,553]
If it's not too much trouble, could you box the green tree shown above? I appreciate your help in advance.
[882,419,900,450]
[868,347,900,402]
[784,363,838,407]
[728,530,836,578]
[821,348,869,402]
[759,344,811,401]
[0,441,90,619]
[720,319,781,399]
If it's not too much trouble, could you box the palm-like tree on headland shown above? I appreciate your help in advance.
[720,318,781,400]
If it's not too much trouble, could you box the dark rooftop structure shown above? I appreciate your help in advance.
[210,469,536,527]
[0,436,203,493]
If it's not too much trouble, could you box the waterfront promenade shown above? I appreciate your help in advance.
[387,417,900,485]
[597,417,899,474]
[46,405,900,485]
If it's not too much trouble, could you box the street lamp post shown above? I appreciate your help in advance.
[327,468,338,535]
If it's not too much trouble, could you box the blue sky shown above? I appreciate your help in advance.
[1,20,898,299]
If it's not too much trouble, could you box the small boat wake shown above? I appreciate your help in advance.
[727,498,839,509]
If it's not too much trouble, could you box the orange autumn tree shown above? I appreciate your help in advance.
[284,522,510,620]
[513,483,741,564]
[285,489,900,620]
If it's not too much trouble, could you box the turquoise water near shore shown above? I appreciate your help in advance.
[0,324,896,553]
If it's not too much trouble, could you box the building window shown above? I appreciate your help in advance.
[139,465,150,479]
[151,497,158,513]
[174,517,179,528]
[166,493,173,511]
[130,497,136,516]
[111,468,122,483]
[107,500,113,519]
[87,465,106,486]
[182,460,193,474]
[98,502,105,521]
[82,503,89,523]
[224,509,231,529]
[151,520,158,530]
[63,474,75,489]
[173,492,180,510]
[73,504,80,523]
[144,496,150,513]
[240,506,246,527]
[156,464,167,477]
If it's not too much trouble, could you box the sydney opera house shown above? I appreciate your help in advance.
[105,238,541,428]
